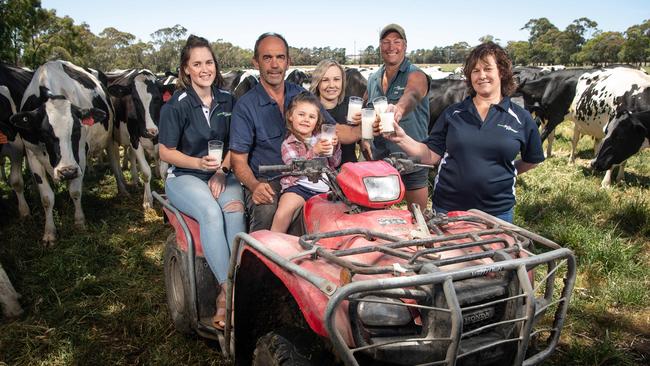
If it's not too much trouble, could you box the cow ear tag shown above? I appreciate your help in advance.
[163,91,172,102]
[81,117,95,126]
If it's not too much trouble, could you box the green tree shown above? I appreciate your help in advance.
[576,31,625,65]
[149,24,187,73]
[620,20,650,65]
[506,41,531,65]
[478,35,501,44]
[522,18,559,44]
[0,0,48,65]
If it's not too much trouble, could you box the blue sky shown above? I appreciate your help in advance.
[43,0,649,54]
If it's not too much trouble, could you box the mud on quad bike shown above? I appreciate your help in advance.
[153,154,576,366]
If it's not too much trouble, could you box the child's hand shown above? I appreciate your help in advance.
[314,138,334,156]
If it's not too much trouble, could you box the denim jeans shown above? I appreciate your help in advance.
[433,206,514,224]
[165,173,246,284]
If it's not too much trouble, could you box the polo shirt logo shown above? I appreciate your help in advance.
[497,124,519,133]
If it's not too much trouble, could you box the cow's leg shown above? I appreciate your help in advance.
[108,141,129,195]
[133,145,153,210]
[570,126,581,163]
[593,137,603,156]
[68,175,85,229]
[0,264,23,319]
[7,142,30,217]
[121,146,130,171]
[615,161,626,183]
[127,147,139,185]
[26,151,56,244]
[546,130,555,158]
[601,168,613,188]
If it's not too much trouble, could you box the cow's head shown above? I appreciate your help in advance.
[10,94,106,181]
[108,71,162,139]
[591,110,650,171]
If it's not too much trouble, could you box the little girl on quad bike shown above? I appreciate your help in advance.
[270,92,341,233]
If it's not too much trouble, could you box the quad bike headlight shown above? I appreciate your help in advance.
[363,176,401,202]
[358,296,412,326]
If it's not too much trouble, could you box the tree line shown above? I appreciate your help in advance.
[1,1,648,72]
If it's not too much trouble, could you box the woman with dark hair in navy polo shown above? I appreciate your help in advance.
[376,42,545,223]
[159,35,246,330]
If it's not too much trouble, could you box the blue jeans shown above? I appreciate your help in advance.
[433,206,514,224]
[165,173,246,284]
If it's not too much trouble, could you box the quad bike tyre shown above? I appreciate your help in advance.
[252,328,334,366]
[163,233,193,335]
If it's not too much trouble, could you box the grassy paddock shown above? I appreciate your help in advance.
[1,123,649,365]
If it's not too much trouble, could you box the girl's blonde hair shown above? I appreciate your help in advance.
[310,59,346,105]
[285,91,325,139]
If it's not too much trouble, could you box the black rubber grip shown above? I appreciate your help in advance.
[258,164,292,173]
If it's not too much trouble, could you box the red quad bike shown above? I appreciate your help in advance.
[153,155,576,366]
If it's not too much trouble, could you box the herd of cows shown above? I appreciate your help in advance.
[0,60,649,319]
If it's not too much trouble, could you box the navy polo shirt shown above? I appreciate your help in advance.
[425,96,544,214]
[229,81,336,178]
[159,85,234,181]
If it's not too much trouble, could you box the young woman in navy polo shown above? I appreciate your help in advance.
[159,35,245,330]
[376,42,544,223]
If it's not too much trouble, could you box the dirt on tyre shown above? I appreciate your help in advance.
[252,328,334,366]
[163,233,193,335]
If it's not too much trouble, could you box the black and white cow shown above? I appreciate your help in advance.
[285,68,311,89]
[0,63,34,217]
[569,67,650,186]
[233,72,259,100]
[516,68,589,156]
[591,109,650,173]
[221,69,244,92]
[9,60,127,244]
[107,69,166,209]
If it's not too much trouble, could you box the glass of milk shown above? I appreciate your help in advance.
[347,96,363,124]
[372,96,388,115]
[320,124,336,157]
[361,108,375,140]
[380,111,395,137]
[207,140,223,169]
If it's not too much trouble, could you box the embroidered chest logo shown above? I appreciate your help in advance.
[497,124,518,133]
[217,112,231,117]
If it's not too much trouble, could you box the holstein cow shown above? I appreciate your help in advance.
[569,67,650,187]
[0,63,33,217]
[285,68,311,89]
[591,110,650,174]
[233,73,259,100]
[106,69,166,209]
[516,68,589,157]
[221,69,244,92]
[9,60,127,244]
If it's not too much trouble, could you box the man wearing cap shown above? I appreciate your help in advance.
[367,24,431,211]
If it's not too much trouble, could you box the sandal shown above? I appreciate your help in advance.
[212,292,227,330]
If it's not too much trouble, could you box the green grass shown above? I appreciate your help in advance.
[1,124,649,365]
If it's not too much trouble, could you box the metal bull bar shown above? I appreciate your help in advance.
[324,248,576,366]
